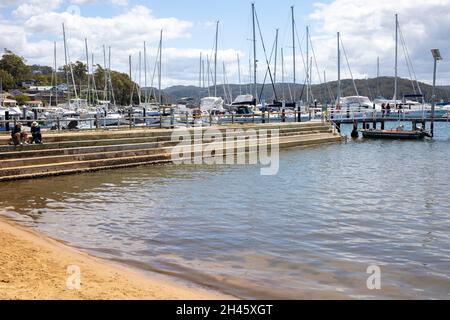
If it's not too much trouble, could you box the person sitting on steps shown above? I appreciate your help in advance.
[11,122,28,146]
[30,122,42,144]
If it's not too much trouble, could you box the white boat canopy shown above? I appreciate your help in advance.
[200,97,224,111]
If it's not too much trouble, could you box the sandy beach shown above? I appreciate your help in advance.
[0,216,231,300]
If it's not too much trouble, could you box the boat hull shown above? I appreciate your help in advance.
[360,129,430,140]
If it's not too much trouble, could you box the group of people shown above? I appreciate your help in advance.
[381,103,392,116]
[10,122,42,146]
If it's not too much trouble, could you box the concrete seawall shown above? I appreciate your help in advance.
[0,122,342,181]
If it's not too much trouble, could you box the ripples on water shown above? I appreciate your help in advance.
[1,123,450,299]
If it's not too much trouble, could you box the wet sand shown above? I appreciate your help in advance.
[0,216,232,300]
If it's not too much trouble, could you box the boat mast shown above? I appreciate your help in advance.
[337,31,341,107]
[91,53,100,104]
[108,46,115,108]
[214,21,219,97]
[199,52,202,89]
[129,54,133,106]
[202,59,206,88]
[394,13,398,102]
[158,29,163,105]
[274,29,278,88]
[62,23,71,103]
[144,41,147,104]
[103,45,108,102]
[291,6,296,102]
[85,39,90,106]
[377,56,380,97]
[306,26,309,105]
[139,50,142,105]
[252,3,257,102]
[248,58,252,96]
[207,55,211,96]
[199,52,203,102]
[237,53,242,96]
[222,62,228,103]
[52,41,58,106]
[281,47,285,100]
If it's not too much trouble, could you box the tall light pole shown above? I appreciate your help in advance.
[431,48,443,138]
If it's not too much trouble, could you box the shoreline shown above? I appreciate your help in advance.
[0,215,234,300]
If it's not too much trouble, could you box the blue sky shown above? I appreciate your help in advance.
[0,0,449,88]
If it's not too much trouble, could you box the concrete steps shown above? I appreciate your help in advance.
[0,122,341,181]
[0,132,334,169]
[0,125,331,156]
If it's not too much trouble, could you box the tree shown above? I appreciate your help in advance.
[94,65,139,106]
[0,69,15,90]
[63,61,87,85]
[0,49,31,82]
[14,94,30,105]
[30,65,53,75]
[34,74,53,86]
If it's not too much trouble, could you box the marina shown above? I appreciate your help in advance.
[1,0,450,303]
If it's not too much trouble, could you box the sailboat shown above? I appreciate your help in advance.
[359,14,432,139]
[197,20,226,122]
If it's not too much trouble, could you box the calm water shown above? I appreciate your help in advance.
[1,123,450,299]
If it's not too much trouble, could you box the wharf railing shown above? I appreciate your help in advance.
[326,107,450,123]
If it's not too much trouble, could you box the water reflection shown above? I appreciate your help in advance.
[1,124,450,299]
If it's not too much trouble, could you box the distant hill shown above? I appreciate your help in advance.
[159,77,450,104]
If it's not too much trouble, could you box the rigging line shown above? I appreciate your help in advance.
[294,21,311,102]
[324,71,334,103]
[309,57,315,103]
[149,45,161,101]
[365,78,373,101]
[280,10,292,48]
[207,55,216,93]
[398,25,416,94]
[207,55,211,96]
[107,47,116,107]
[254,9,278,101]
[91,54,99,105]
[399,23,422,95]
[260,32,278,102]
[133,54,141,105]
[225,63,233,102]
[339,36,359,97]
[298,76,307,102]
[63,27,79,100]
[308,32,325,95]
[326,77,334,103]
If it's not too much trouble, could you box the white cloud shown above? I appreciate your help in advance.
[3,0,449,90]
[0,3,243,89]
[70,0,128,5]
[12,0,63,19]
[70,0,97,4]
[111,0,128,5]
[308,0,450,85]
